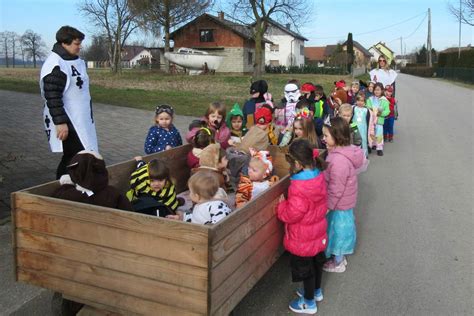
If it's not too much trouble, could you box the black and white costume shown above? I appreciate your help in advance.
[40,43,98,178]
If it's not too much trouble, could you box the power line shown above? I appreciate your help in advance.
[308,11,427,40]
[386,12,428,43]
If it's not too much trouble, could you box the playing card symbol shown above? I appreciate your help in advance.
[44,115,51,128]
[76,76,84,89]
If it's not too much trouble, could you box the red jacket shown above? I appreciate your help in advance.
[277,169,327,257]
[386,96,396,118]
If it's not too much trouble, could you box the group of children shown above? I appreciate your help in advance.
[53,77,397,315]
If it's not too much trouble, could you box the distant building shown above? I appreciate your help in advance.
[394,54,415,67]
[169,12,270,73]
[369,42,395,64]
[121,46,164,68]
[341,40,372,67]
[304,47,327,66]
[261,19,308,67]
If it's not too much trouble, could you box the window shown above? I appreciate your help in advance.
[248,51,253,65]
[300,45,304,56]
[270,60,280,66]
[270,44,279,52]
[200,29,214,42]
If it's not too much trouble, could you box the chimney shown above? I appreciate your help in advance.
[218,11,225,20]
[286,23,291,30]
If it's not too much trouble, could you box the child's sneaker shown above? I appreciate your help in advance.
[323,260,346,273]
[342,256,348,266]
[295,288,323,302]
[377,150,384,156]
[289,296,317,314]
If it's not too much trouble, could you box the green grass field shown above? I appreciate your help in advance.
[0,68,363,117]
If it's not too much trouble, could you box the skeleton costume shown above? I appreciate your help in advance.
[40,43,98,178]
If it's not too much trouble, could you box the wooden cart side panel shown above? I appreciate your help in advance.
[16,230,208,291]
[210,176,290,244]
[15,207,208,268]
[107,144,192,194]
[210,229,284,315]
[15,193,208,245]
[17,249,208,314]
[11,192,18,281]
[18,268,202,316]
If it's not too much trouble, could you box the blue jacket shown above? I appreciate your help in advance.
[144,125,182,154]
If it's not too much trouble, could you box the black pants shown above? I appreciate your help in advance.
[290,252,326,300]
[56,126,84,179]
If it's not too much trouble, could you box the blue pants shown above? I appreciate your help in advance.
[383,117,395,136]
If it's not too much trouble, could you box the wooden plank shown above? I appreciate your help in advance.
[15,208,208,268]
[211,198,279,267]
[11,192,18,281]
[20,180,60,196]
[211,216,281,290]
[77,304,122,316]
[210,176,290,244]
[209,228,284,314]
[107,144,192,194]
[18,268,202,316]
[14,192,208,245]
[17,250,207,314]
[16,229,208,291]
[73,296,133,316]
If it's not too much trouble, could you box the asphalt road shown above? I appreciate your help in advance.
[233,75,473,315]
[1,74,472,315]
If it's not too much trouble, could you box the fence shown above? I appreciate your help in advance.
[265,64,346,75]
[435,67,474,83]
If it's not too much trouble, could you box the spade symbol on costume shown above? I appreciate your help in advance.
[44,114,51,128]
[76,76,84,89]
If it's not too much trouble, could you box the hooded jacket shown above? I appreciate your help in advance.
[324,145,365,210]
[277,169,328,257]
[52,151,132,211]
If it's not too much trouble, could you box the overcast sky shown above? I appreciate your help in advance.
[1,0,472,55]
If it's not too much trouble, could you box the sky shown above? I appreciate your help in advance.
[0,0,472,55]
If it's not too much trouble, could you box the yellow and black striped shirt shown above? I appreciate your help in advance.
[126,162,178,211]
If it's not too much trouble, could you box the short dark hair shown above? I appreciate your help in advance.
[56,26,85,44]
[324,117,351,147]
[288,138,327,171]
[147,159,170,181]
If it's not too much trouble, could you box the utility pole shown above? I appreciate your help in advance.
[427,8,432,67]
[400,37,403,57]
[458,0,462,59]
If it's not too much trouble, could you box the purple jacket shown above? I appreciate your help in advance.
[324,145,365,210]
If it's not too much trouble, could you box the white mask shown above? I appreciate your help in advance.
[284,83,300,103]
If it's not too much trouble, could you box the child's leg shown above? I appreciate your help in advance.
[376,125,384,150]
[313,252,326,290]
[388,117,395,140]
[303,276,315,300]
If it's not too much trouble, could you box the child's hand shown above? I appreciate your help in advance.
[165,145,172,150]
[166,214,182,221]
[278,194,285,203]
[228,139,234,146]
[134,156,142,161]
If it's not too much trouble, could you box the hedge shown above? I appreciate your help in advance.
[265,65,346,75]
[438,49,474,68]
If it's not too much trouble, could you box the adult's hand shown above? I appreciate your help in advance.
[56,123,69,141]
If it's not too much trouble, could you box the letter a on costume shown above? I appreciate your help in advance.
[71,65,81,77]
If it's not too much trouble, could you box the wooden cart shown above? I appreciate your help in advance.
[11,145,290,315]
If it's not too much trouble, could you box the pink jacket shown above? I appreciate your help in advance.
[324,145,366,210]
[277,169,327,257]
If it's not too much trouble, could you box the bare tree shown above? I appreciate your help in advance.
[229,0,309,78]
[78,0,140,73]
[0,32,10,68]
[129,0,211,71]
[21,30,46,68]
[448,0,474,26]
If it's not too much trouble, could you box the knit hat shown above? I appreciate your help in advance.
[334,80,346,89]
[301,83,315,93]
[225,103,245,129]
[199,143,221,170]
[250,80,268,95]
[254,106,273,125]
[66,150,108,194]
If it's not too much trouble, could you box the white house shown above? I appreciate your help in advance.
[262,19,308,67]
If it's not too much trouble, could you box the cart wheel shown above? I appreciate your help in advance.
[51,292,84,316]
